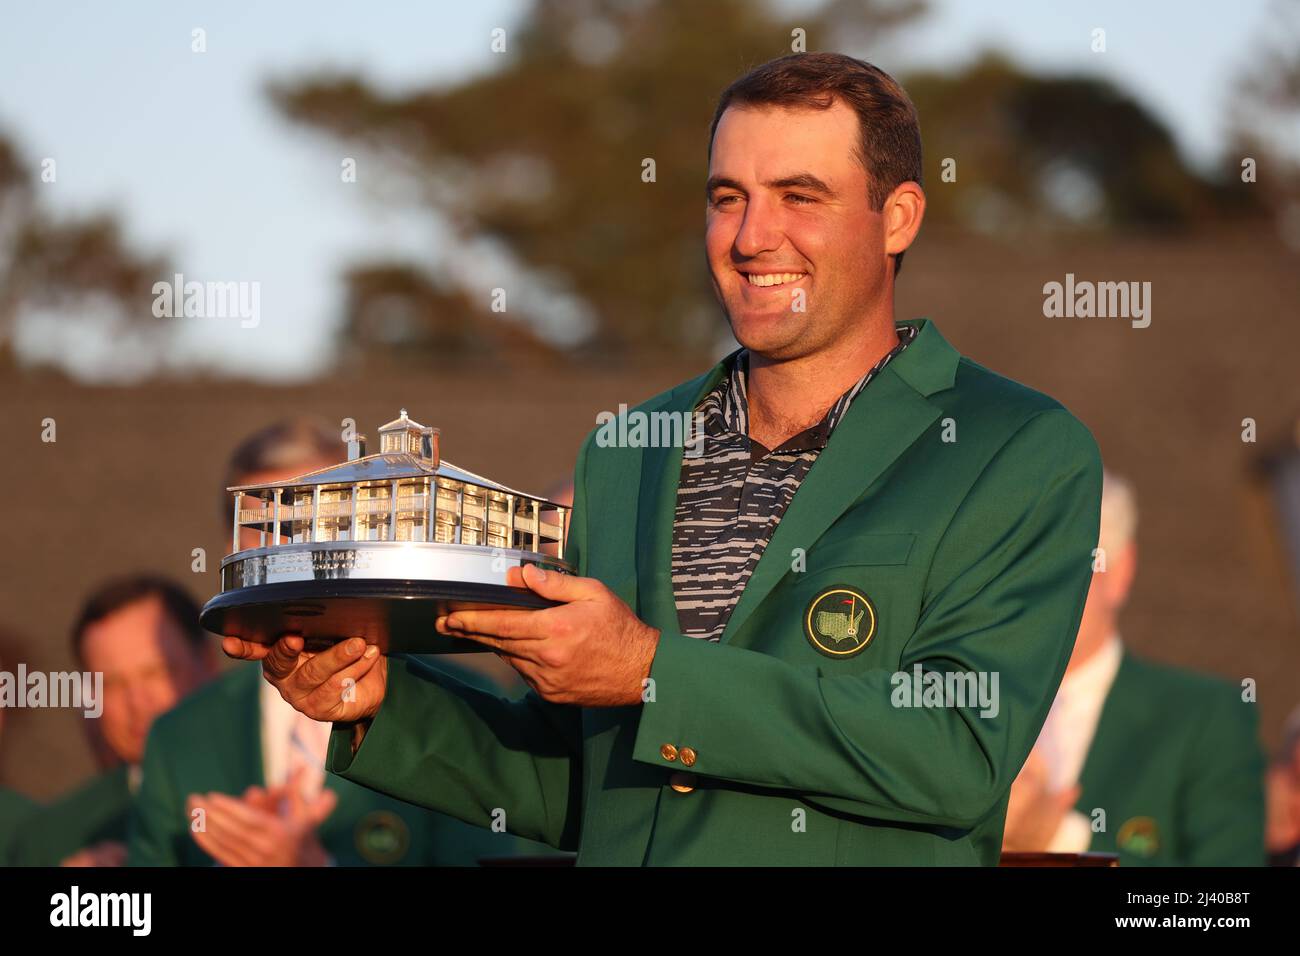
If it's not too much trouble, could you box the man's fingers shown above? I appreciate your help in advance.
[222,636,269,661]
[439,609,543,641]
[201,795,280,861]
[438,629,544,662]
[187,794,268,867]
[517,563,606,602]
[199,825,265,868]
[190,820,258,868]
[205,792,276,831]
[263,635,307,681]
[292,637,368,690]
[294,640,381,716]
[97,842,128,867]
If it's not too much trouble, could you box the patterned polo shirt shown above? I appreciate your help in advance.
[671,323,918,642]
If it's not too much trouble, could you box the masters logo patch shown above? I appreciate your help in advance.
[355,810,411,865]
[804,585,877,658]
[1117,816,1160,858]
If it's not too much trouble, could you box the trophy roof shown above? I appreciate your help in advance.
[228,452,547,501]
[377,408,434,434]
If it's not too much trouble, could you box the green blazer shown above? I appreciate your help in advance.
[7,766,131,866]
[1077,651,1265,866]
[327,317,1103,865]
[129,663,532,866]
[0,786,38,866]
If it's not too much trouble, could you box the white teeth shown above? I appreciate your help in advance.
[745,272,807,287]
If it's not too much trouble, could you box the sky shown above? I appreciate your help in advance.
[0,0,1283,382]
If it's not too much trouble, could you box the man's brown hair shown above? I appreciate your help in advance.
[220,417,340,520]
[709,52,923,274]
[71,575,205,667]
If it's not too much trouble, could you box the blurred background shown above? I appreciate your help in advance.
[1,0,1298,803]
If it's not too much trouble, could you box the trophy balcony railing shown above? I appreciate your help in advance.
[233,483,567,553]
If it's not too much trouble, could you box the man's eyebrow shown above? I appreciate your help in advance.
[767,172,836,195]
[705,175,744,196]
[706,172,836,197]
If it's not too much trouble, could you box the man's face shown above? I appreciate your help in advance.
[80,596,211,765]
[706,100,891,360]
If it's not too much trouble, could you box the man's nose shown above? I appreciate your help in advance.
[732,196,784,259]
[125,679,165,720]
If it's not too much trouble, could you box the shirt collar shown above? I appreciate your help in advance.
[705,322,918,455]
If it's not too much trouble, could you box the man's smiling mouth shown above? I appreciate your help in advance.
[742,271,808,288]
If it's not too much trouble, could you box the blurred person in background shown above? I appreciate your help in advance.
[1003,470,1265,865]
[0,637,38,865]
[8,577,217,866]
[1266,706,1300,865]
[130,418,536,865]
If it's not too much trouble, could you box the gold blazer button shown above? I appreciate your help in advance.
[679,747,697,767]
[659,743,678,762]
[669,772,696,794]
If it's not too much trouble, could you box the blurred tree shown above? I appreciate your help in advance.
[0,131,168,374]
[268,0,1249,363]
[270,0,926,361]
[1225,0,1300,245]
[906,52,1259,234]
[341,261,563,360]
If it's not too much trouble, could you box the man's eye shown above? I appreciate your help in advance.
[712,195,740,207]
[786,193,815,205]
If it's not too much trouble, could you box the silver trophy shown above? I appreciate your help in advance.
[200,410,572,654]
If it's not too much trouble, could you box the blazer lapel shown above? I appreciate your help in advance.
[227,663,267,788]
[719,367,943,644]
[633,359,732,633]
[1077,651,1138,797]
[719,319,959,644]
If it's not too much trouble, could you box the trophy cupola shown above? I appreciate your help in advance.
[378,408,439,466]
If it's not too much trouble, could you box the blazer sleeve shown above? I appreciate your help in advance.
[631,408,1103,830]
[324,433,596,851]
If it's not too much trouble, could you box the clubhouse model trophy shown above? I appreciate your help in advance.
[200,410,572,654]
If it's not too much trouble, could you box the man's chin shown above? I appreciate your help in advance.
[727,312,806,358]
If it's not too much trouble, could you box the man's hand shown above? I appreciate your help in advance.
[435,564,659,707]
[222,634,387,724]
[1002,750,1080,852]
[1266,762,1300,852]
[186,769,338,867]
[60,841,127,867]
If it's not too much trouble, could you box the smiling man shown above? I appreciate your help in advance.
[226,53,1103,866]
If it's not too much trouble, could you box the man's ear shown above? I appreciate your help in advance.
[883,181,926,260]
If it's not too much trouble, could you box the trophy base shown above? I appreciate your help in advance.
[200,579,556,655]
